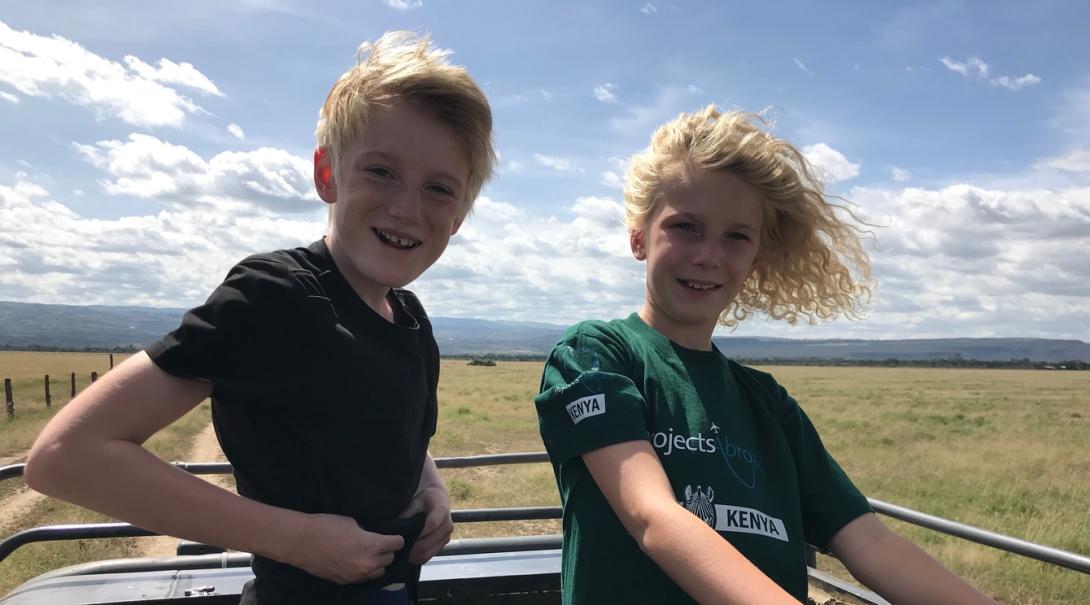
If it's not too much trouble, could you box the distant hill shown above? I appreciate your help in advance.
[2,300,1089,362]
[710,336,1090,363]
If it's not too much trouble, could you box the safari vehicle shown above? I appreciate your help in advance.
[2,453,1088,605]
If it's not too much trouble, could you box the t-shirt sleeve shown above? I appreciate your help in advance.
[775,386,873,550]
[534,325,650,464]
[145,256,310,399]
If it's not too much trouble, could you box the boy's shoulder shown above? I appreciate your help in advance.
[213,242,332,311]
[722,357,799,416]
[558,317,635,348]
[231,243,326,279]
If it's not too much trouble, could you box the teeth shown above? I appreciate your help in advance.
[683,280,718,291]
[375,229,420,249]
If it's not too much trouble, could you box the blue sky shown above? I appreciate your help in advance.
[1,1,1089,341]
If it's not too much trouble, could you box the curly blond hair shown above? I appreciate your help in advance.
[316,31,495,210]
[625,105,871,327]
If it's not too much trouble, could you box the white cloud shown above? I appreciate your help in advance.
[847,182,1090,339]
[940,56,990,79]
[0,90,18,103]
[593,83,618,104]
[0,175,323,308]
[687,84,704,94]
[540,89,553,103]
[1050,79,1090,145]
[75,133,318,213]
[793,57,814,77]
[0,19,216,127]
[122,56,223,96]
[420,194,642,323]
[600,170,624,189]
[1034,149,1090,178]
[802,143,860,182]
[608,85,690,136]
[383,0,423,9]
[890,167,911,182]
[227,123,246,141]
[640,3,658,15]
[534,153,582,173]
[570,196,625,227]
[940,55,1041,91]
[992,74,1041,90]
[599,156,628,190]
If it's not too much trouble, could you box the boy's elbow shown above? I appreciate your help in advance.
[25,436,75,496]
[623,499,683,553]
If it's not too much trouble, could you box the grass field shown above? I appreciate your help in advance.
[0,351,128,462]
[2,353,1088,603]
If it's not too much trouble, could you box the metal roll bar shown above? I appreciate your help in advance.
[2,454,1088,575]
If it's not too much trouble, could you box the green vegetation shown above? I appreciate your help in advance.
[2,354,1088,603]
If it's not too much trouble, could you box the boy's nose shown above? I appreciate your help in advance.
[387,186,423,223]
[691,240,723,268]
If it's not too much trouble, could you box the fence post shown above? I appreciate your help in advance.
[109,354,114,369]
[91,371,98,383]
[44,374,51,407]
[70,372,76,398]
[4,378,12,420]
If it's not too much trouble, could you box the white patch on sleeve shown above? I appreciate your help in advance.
[713,505,789,542]
[566,394,605,424]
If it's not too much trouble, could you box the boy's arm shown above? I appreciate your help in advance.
[828,513,998,604]
[401,452,453,564]
[25,352,404,585]
[583,440,803,605]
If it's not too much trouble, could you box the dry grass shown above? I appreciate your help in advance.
[2,355,1088,603]
[0,351,130,461]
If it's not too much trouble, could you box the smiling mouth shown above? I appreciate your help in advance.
[678,279,721,291]
[374,228,421,249]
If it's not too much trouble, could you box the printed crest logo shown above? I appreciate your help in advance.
[566,394,605,424]
[682,484,716,527]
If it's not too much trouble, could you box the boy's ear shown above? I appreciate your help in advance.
[450,211,466,236]
[630,229,647,261]
[314,147,336,205]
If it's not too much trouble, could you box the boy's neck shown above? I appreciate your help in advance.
[637,304,715,351]
[323,234,396,322]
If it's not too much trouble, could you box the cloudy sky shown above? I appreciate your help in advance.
[1,1,1088,341]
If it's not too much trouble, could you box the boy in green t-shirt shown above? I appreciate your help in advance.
[536,107,997,604]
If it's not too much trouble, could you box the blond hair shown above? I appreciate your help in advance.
[625,105,871,327]
[316,31,495,209]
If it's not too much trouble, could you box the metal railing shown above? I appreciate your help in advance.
[2,452,1089,576]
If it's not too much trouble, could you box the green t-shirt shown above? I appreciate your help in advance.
[535,315,871,604]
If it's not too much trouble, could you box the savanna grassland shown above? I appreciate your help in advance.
[1,353,1088,603]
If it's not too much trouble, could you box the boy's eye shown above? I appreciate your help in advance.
[365,166,394,178]
[672,222,698,232]
[426,184,455,197]
[726,232,752,242]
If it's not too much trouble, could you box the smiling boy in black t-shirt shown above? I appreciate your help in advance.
[27,31,495,605]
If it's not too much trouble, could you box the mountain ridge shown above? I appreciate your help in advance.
[2,300,1088,362]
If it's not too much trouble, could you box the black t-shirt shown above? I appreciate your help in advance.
[146,239,438,602]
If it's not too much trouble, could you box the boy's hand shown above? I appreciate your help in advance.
[287,513,404,584]
[400,483,453,564]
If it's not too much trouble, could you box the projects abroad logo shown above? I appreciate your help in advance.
[651,424,767,489]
